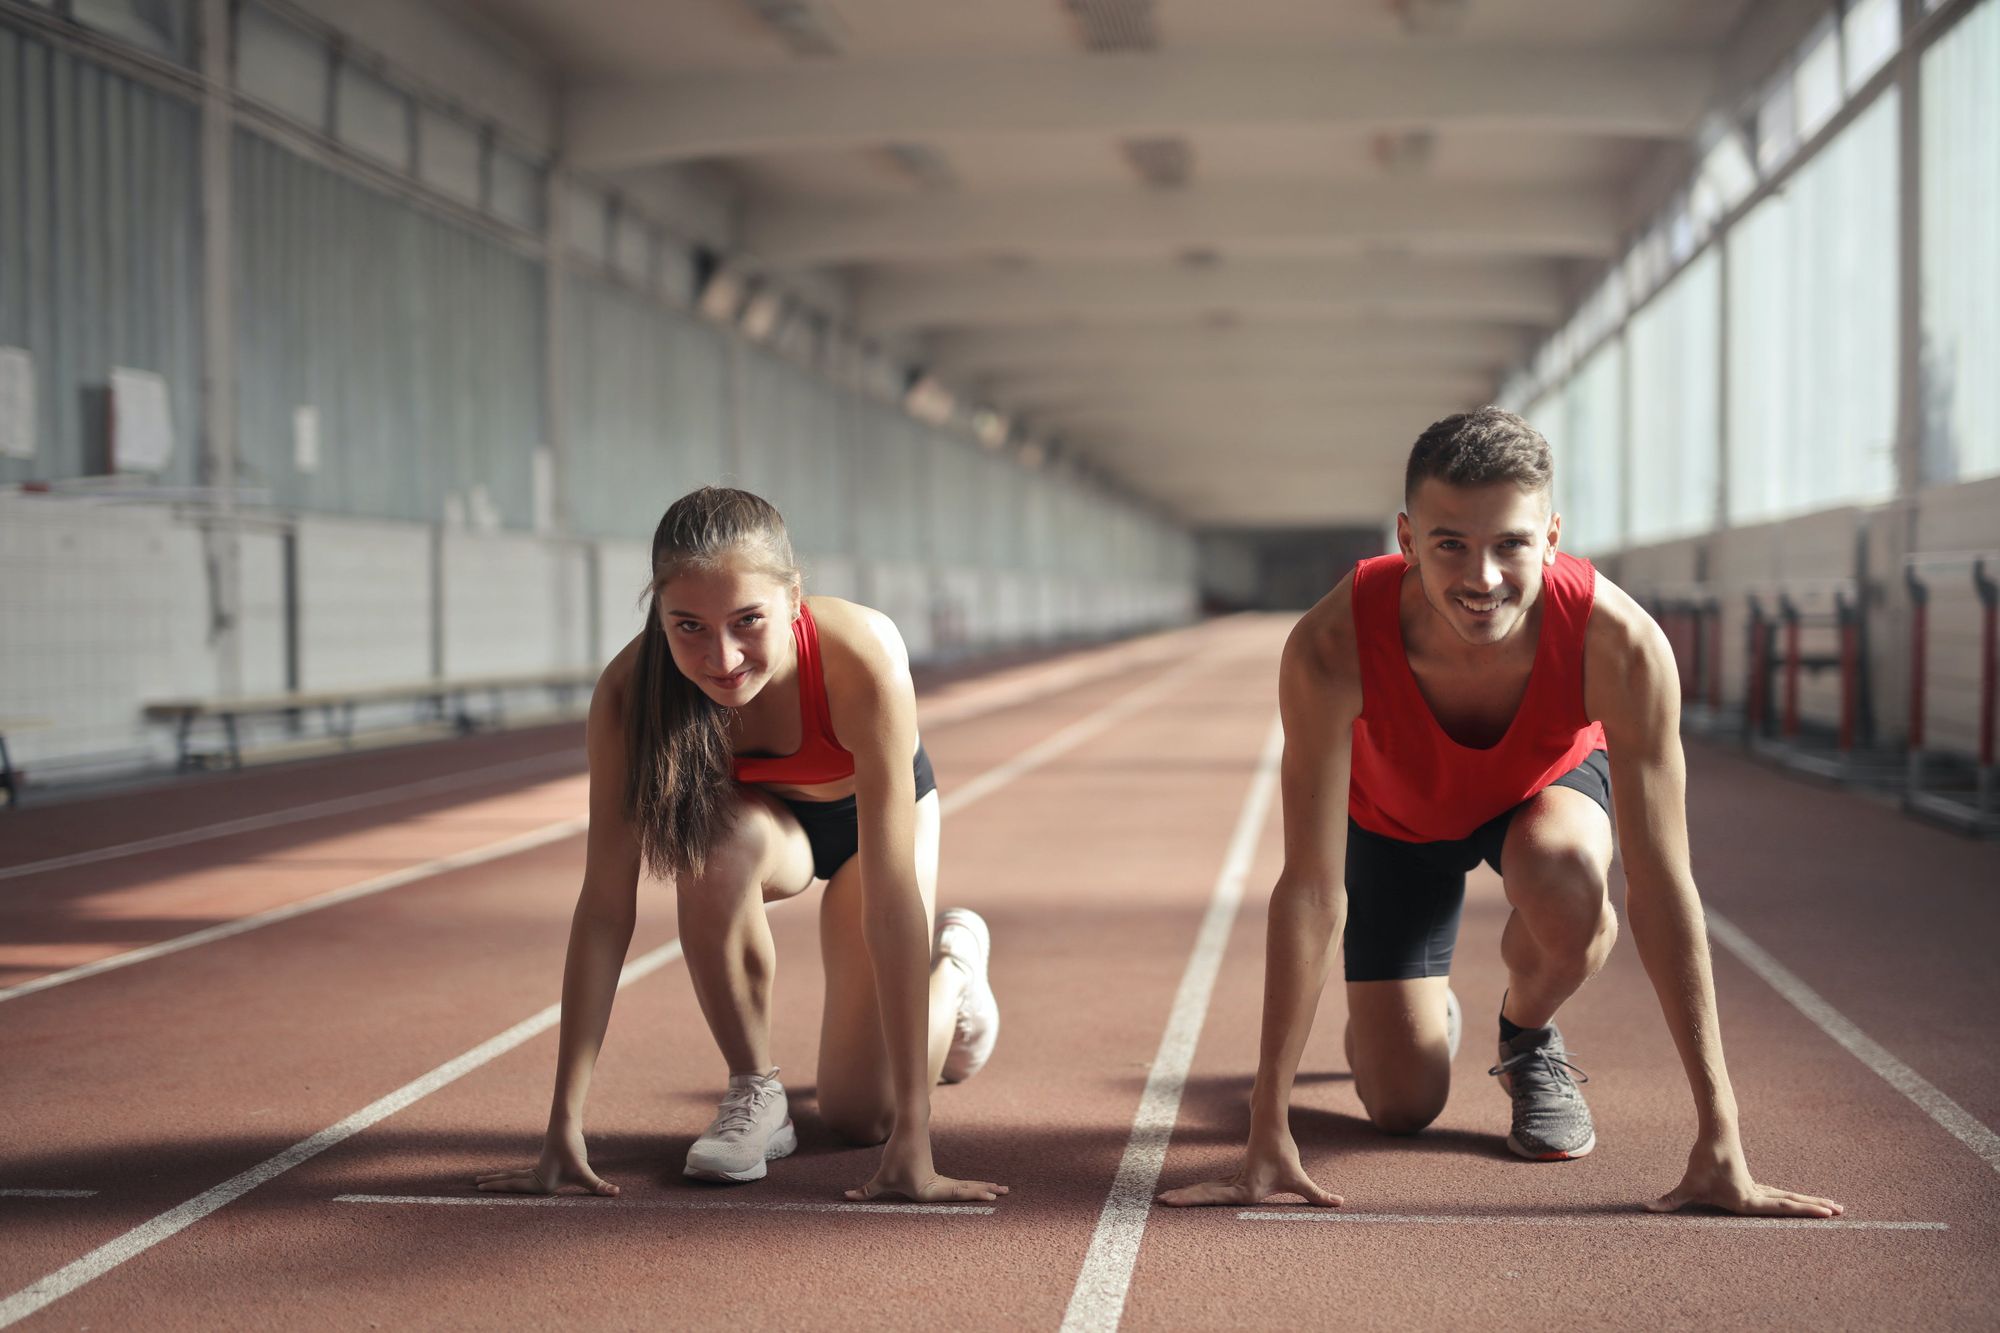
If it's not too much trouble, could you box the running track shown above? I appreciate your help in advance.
[2,615,1997,1329]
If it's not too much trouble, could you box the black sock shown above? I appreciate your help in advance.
[1499,1012,1527,1044]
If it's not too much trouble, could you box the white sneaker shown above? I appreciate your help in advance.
[684,1069,797,1182]
[935,908,999,1084]
[1445,987,1462,1061]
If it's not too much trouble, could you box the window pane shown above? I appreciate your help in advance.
[1794,23,1844,141]
[1921,0,2000,482]
[612,210,651,282]
[1552,338,1624,557]
[1757,74,1797,172]
[335,63,411,170]
[566,182,609,264]
[417,107,482,208]
[1844,0,1900,91]
[490,148,543,233]
[73,0,191,64]
[1729,92,1900,522]
[1628,249,1720,545]
[237,2,328,129]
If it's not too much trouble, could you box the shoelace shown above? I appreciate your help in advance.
[1487,1047,1591,1092]
[708,1082,774,1138]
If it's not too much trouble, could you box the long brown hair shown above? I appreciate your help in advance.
[626,487,799,881]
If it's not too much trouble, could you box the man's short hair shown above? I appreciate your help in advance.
[1404,407,1553,509]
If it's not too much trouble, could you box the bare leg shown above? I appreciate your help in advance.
[1344,976,1454,1134]
[816,790,959,1144]
[675,790,817,1076]
[1496,786,1617,1030]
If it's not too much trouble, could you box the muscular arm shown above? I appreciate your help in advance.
[1160,578,1361,1207]
[1589,583,1841,1217]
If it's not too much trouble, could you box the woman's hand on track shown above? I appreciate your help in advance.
[1647,1139,1841,1218]
[474,1132,620,1197]
[843,1137,1006,1204]
[1155,1134,1342,1208]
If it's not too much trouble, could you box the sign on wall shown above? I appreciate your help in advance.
[109,367,175,472]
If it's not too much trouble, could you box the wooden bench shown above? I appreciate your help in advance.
[0,716,52,808]
[144,669,600,770]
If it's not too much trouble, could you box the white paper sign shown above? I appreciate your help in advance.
[0,346,35,459]
[110,366,175,472]
[293,405,321,473]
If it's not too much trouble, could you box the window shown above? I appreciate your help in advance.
[1627,249,1720,545]
[417,107,482,208]
[1920,0,2000,483]
[335,62,412,169]
[489,148,543,233]
[1793,21,1844,141]
[237,3,329,129]
[1843,0,1900,90]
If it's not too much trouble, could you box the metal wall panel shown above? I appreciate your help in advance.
[562,274,730,542]
[234,129,545,525]
[0,27,202,486]
[736,343,850,559]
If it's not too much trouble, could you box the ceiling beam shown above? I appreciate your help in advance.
[743,181,1621,266]
[852,257,1566,333]
[567,50,1710,170]
[997,370,1495,415]
[927,322,1530,378]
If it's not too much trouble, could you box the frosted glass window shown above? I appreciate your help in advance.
[612,212,652,283]
[1844,0,1900,91]
[335,63,411,169]
[1920,0,2000,483]
[1794,23,1844,141]
[490,148,543,233]
[1627,249,1720,545]
[566,182,609,264]
[417,107,482,208]
[1728,93,1900,522]
[237,3,329,129]
[1757,73,1797,172]
[1699,130,1758,213]
[74,0,190,63]
[1552,338,1624,558]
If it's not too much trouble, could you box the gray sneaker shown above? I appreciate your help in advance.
[1489,1024,1595,1160]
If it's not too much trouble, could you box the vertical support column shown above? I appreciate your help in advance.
[200,0,241,697]
[1887,0,1927,751]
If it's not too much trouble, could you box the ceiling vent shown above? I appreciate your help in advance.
[1123,136,1192,189]
[882,142,959,191]
[743,0,844,57]
[1389,0,1471,37]
[1062,0,1157,53]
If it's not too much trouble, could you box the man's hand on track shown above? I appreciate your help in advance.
[1647,1140,1842,1218]
[1156,1136,1342,1208]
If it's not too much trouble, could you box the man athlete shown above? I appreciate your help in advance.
[1159,408,1841,1218]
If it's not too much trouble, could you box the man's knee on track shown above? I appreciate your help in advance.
[1516,847,1616,963]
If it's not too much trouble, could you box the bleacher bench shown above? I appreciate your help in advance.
[144,669,600,770]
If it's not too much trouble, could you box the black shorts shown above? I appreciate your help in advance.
[770,743,938,882]
[1342,749,1612,983]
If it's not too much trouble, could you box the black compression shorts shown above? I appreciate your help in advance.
[1342,749,1612,983]
[771,742,938,882]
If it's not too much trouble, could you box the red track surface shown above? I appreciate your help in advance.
[2,615,1997,1330]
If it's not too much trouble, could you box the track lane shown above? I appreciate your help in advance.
[0,621,1285,1328]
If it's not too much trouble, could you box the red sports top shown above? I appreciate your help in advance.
[731,604,857,786]
[1348,551,1606,843]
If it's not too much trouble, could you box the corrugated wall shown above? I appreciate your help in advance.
[562,274,729,541]
[0,28,203,486]
[234,130,545,525]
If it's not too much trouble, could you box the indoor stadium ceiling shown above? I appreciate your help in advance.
[453,0,1766,529]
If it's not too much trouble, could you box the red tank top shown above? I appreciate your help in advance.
[731,604,857,786]
[1348,551,1605,843]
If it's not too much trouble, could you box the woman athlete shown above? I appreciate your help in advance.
[476,487,1005,1204]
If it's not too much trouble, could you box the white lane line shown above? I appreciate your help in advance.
[0,938,682,1329]
[0,818,589,1005]
[0,749,584,882]
[940,648,1222,816]
[917,620,1224,728]
[1705,908,2000,1176]
[0,1190,98,1199]
[1060,714,1284,1333]
[0,643,1225,1324]
[333,1194,993,1216]
[1238,1211,1948,1231]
